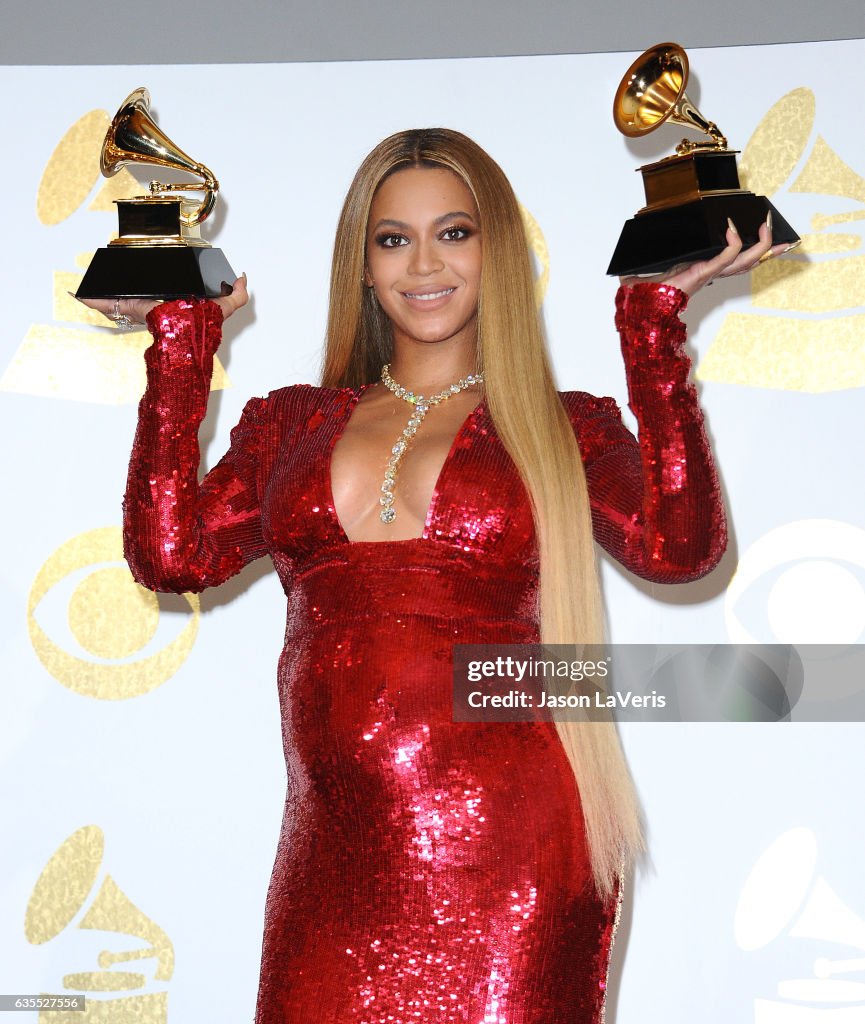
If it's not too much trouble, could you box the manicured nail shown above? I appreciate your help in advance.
[727,217,739,236]
[783,240,801,254]
[766,211,773,232]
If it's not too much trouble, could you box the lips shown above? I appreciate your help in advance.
[402,287,456,301]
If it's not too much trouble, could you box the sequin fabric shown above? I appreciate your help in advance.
[125,282,726,1023]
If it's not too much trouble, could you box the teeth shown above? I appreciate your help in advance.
[405,288,454,301]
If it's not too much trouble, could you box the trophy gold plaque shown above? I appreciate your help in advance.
[607,43,800,277]
[75,88,236,299]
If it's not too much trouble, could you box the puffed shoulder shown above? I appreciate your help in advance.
[251,382,349,411]
[557,390,634,466]
[558,389,622,421]
[235,383,359,440]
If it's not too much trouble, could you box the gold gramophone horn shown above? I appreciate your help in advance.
[613,42,727,155]
[101,87,218,227]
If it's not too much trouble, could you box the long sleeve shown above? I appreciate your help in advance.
[562,281,727,583]
[123,298,271,594]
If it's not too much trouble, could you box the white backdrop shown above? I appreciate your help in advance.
[1,39,864,1023]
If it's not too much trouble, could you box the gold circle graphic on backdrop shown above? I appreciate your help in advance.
[69,567,159,658]
[519,203,550,305]
[25,825,104,944]
[27,527,200,700]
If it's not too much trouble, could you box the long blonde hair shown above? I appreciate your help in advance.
[321,128,644,898]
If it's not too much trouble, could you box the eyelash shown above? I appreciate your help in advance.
[374,225,473,248]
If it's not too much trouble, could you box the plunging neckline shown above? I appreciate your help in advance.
[325,383,486,546]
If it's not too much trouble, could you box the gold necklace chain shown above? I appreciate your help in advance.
[378,364,484,524]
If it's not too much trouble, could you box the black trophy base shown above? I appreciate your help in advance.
[75,245,236,300]
[607,193,799,277]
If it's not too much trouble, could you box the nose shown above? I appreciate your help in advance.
[408,236,444,276]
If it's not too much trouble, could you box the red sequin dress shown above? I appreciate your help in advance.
[124,282,726,1024]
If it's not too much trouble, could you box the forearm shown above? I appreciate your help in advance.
[612,281,727,581]
[574,282,727,583]
[123,298,246,593]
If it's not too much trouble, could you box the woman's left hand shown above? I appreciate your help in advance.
[621,215,793,298]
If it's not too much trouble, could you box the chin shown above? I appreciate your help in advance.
[399,317,478,348]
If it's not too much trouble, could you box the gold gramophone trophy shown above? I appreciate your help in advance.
[607,43,799,276]
[76,88,236,299]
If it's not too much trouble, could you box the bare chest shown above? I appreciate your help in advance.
[329,387,483,542]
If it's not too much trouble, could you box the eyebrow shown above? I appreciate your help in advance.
[370,210,478,231]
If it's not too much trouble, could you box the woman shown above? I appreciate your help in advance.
[85,128,780,1023]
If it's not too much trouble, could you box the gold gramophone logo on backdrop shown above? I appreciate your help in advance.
[0,105,230,404]
[25,826,173,1023]
[698,87,865,393]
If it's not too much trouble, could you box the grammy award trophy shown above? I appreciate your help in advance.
[75,88,236,300]
[607,43,800,277]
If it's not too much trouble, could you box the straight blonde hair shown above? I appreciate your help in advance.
[321,128,644,899]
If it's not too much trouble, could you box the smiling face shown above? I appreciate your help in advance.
[364,165,482,356]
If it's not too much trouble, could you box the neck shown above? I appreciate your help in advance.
[386,341,479,394]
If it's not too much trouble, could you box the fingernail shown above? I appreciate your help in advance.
[242,271,247,282]
[766,211,773,232]
[784,240,801,254]
[727,218,739,236]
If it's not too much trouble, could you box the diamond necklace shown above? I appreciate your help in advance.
[377,363,484,524]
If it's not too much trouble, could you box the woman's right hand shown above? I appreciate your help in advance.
[76,273,249,327]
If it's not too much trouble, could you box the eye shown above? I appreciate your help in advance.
[441,225,472,241]
[375,232,408,248]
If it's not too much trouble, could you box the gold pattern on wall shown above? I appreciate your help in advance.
[738,88,815,196]
[39,993,167,1024]
[36,111,140,227]
[795,232,860,255]
[791,136,865,207]
[0,108,230,405]
[747,255,865,313]
[519,203,550,304]
[25,826,104,944]
[1,323,229,405]
[26,826,172,1024]
[699,87,865,393]
[69,567,159,658]
[698,312,865,392]
[27,527,199,699]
